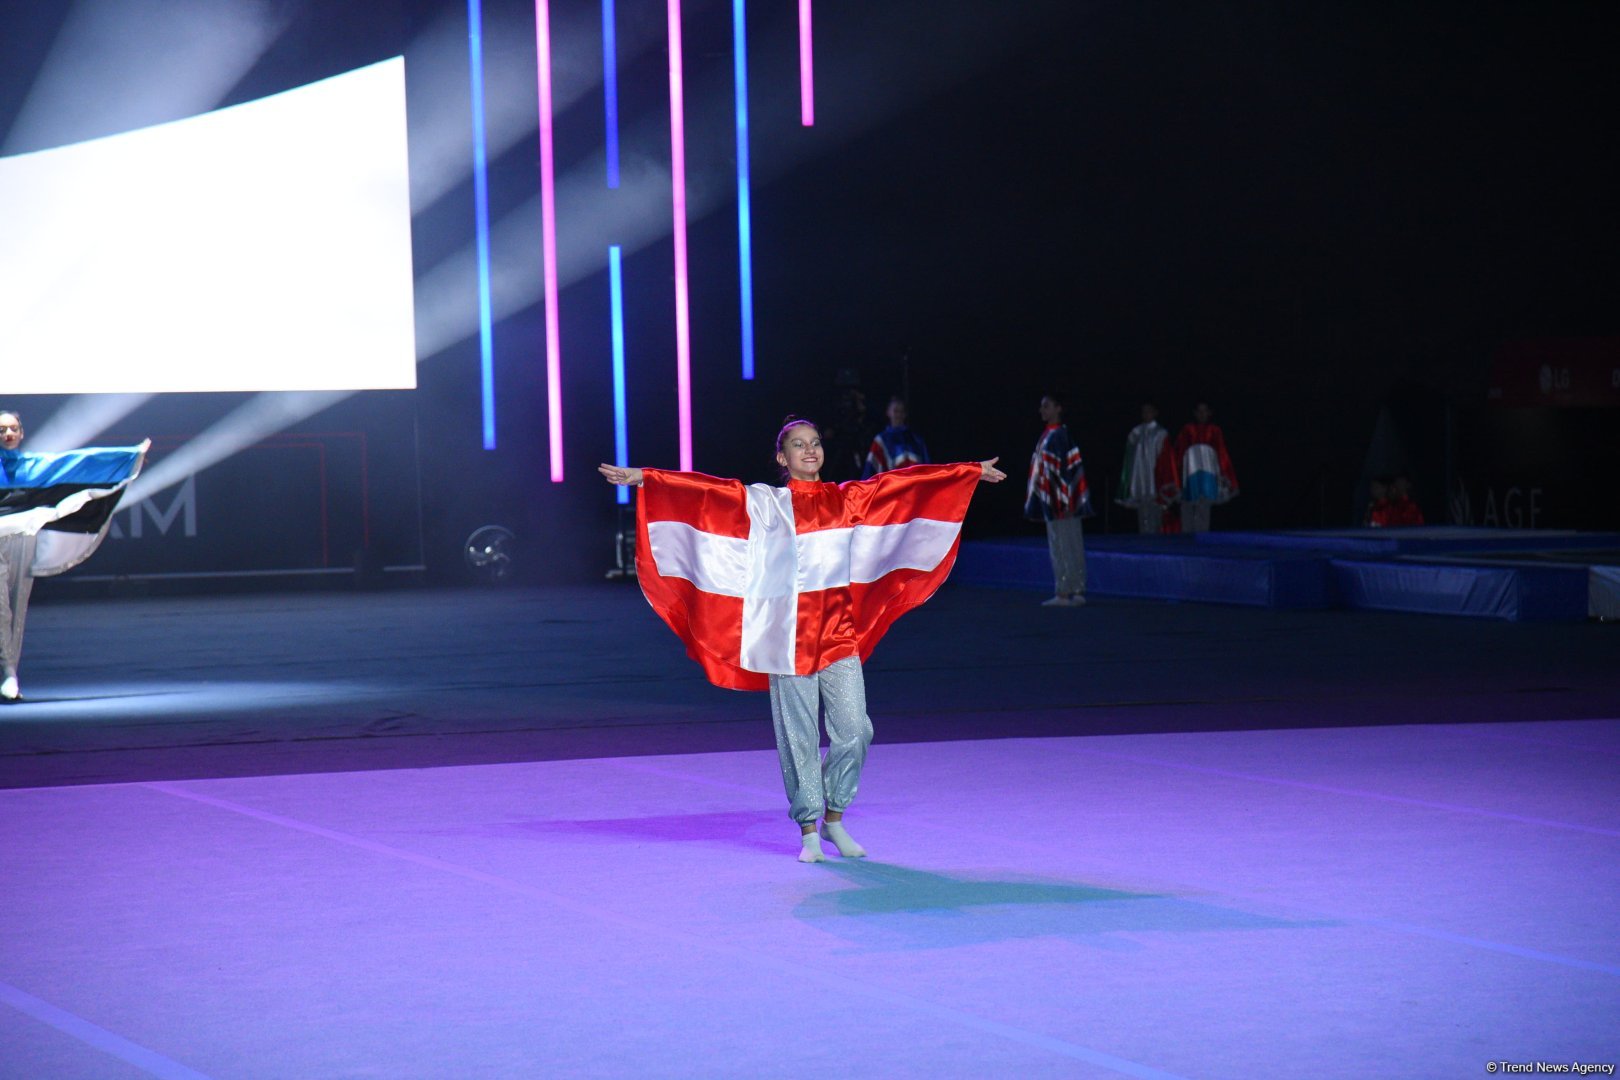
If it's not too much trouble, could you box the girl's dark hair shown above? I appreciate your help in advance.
[774,415,821,481]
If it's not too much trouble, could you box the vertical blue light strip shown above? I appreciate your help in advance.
[602,0,621,188]
[468,0,497,449]
[732,0,755,379]
[609,246,630,505]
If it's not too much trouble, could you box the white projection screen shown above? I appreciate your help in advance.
[0,57,416,394]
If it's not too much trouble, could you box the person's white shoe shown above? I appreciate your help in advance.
[0,675,19,702]
[1041,595,1083,607]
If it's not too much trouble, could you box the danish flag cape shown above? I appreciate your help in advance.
[635,462,982,691]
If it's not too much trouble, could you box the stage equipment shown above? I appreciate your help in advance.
[464,525,516,582]
[606,506,637,581]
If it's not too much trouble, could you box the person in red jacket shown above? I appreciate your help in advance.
[600,418,1006,863]
[1164,401,1238,533]
[1384,474,1425,526]
[1364,477,1393,527]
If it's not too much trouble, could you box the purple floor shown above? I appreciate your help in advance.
[3,721,1617,1078]
[2,585,1618,1076]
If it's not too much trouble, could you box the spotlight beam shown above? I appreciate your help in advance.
[2,0,290,155]
[125,391,351,507]
[26,395,155,452]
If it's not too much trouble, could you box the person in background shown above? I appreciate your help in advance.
[1364,477,1392,527]
[1025,393,1092,607]
[1167,401,1238,534]
[1118,402,1171,534]
[1385,474,1425,526]
[861,396,930,478]
[1,410,149,702]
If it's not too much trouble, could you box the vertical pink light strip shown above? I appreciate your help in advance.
[535,0,565,480]
[667,0,694,469]
[798,0,813,126]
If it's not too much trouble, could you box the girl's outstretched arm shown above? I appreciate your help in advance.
[979,457,1007,483]
[598,464,644,486]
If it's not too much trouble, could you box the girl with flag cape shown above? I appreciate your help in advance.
[1165,401,1239,534]
[1,410,150,702]
[601,416,1005,862]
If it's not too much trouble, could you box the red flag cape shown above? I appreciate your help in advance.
[635,463,981,691]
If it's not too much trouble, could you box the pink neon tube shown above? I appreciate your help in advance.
[798,0,813,126]
[668,0,693,470]
[536,0,564,480]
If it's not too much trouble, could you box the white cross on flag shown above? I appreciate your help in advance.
[635,463,982,690]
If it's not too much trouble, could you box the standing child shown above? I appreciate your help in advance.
[1025,393,1092,606]
[1118,403,1171,535]
[600,417,1005,862]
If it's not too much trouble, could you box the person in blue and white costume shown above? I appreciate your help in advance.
[861,396,930,478]
[0,410,149,702]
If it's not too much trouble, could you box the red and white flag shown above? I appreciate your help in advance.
[635,463,982,690]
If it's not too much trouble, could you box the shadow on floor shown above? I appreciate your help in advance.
[796,860,1332,951]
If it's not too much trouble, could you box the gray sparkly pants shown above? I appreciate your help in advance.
[0,534,38,679]
[1045,516,1086,597]
[768,656,873,826]
[1180,500,1212,534]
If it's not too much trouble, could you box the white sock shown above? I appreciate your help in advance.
[819,820,866,858]
[798,832,825,863]
[0,675,18,701]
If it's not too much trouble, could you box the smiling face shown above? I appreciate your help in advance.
[0,412,23,451]
[775,423,824,482]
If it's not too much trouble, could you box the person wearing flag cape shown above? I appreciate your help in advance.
[601,416,1006,862]
[0,410,150,702]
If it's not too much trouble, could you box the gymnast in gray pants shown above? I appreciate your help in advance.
[600,417,1006,862]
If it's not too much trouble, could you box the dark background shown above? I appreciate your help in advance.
[3,0,1617,584]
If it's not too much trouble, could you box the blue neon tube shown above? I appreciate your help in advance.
[609,246,629,504]
[603,0,621,188]
[469,0,497,448]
